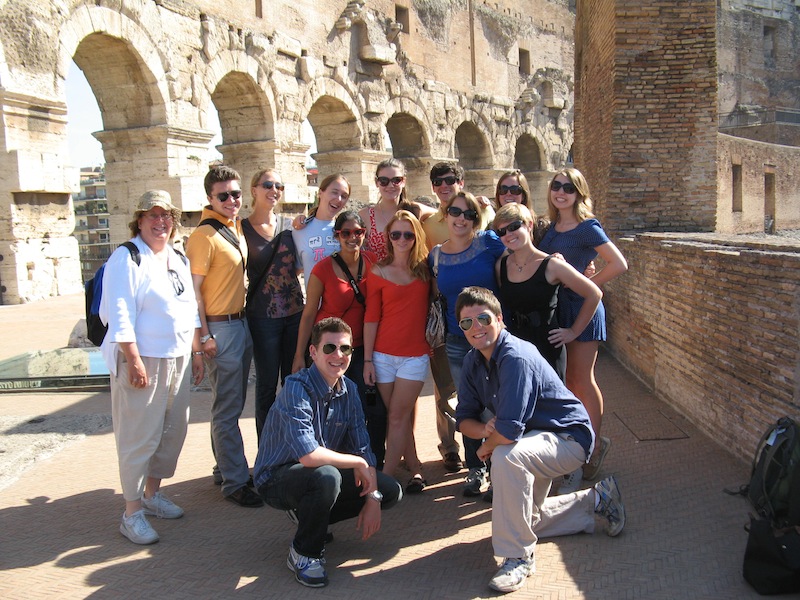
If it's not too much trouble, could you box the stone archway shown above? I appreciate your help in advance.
[513,133,549,215]
[454,120,495,197]
[385,106,432,200]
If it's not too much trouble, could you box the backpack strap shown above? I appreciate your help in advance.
[120,241,141,266]
[199,218,245,271]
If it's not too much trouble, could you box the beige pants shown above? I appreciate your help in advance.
[112,354,191,501]
[491,430,596,559]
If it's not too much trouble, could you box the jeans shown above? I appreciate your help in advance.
[347,345,387,468]
[446,333,483,471]
[259,464,402,558]
[248,312,301,441]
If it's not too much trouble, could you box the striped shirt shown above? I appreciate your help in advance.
[253,364,376,487]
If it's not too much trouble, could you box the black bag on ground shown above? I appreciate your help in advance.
[743,517,800,595]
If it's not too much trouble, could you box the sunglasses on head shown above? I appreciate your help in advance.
[550,180,577,194]
[259,181,285,191]
[322,343,353,356]
[389,230,415,241]
[215,189,242,202]
[336,228,366,239]
[432,176,458,187]
[458,313,493,331]
[499,185,524,196]
[495,220,524,237]
[376,176,404,187]
[446,206,479,221]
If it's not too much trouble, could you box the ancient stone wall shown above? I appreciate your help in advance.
[605,233,800,463]
[0,0,576,303]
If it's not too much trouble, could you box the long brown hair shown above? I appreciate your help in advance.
[381,210,430,282]
[547,168,594,223]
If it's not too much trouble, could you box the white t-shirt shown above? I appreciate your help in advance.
[291,217,341,289]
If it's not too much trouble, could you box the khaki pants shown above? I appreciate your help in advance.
[112,354,191,501]
[491,430,595,559]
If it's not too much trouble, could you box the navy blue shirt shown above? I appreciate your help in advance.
[254,364,377,487]
[455,329,594,456]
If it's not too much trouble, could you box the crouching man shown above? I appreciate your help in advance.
[454,287,625,594]
[254,317,402,588]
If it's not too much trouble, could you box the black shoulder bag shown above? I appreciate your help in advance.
[330,252,365,305]
[199,218,245,272]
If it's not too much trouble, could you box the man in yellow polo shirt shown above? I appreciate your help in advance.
[187,165,261,508]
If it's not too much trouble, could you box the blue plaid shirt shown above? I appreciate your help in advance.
[254,364,376,487]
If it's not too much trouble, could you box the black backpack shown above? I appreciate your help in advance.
[84,242,140,346]
[732,417,800,595]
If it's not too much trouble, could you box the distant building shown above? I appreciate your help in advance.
[73,167,111,283]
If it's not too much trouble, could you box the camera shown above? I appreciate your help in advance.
[364,386,378,406]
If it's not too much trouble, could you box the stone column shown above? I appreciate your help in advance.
[95,125,215,243]
[312,148,390,207]
[0,91,82,304]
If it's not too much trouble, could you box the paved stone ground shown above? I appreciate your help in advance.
[0,294,761,598]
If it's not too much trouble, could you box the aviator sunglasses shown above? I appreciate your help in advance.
[259,181,285,191]
[446,206,479,221]
[499,185,524,196]
[322,343,354,356]
[389,230,415,241]
[336,228,366,239]
[432,176,459,187]
[215,189,243,202]
[458,313,493,331]
[376,176,405,187]
[495,220,524,237]
[550,180,577,194]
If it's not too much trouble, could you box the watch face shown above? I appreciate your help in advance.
[371,490,383,501]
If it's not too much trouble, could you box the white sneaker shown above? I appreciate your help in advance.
[488,556,535,593]
[120,509,159,545]
[557,467,583,494]
[142,492,184,519]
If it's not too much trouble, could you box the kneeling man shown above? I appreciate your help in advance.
[254,317,402,588]
[455,287,625,594]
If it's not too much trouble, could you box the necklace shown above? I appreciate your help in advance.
[512,252,532,272]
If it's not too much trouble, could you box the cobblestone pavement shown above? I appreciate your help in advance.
[0,294,760,599]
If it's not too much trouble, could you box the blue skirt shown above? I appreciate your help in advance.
[557,289,606,342]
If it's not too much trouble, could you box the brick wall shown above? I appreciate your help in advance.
[576,0,719,233]
[606,233,800,462]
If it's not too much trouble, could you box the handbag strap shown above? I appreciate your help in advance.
[243,218,283,305]
[331,252,365,305]
[199,218,246,272]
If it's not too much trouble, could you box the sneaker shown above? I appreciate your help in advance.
[463,467,488,497]
[482,485,493,503]
[583,436,611,480]
[119,509,159,545]
[287,545,328,587]
[142,492,184,519]
[558,467,583,495]
[225,485,263,507]
[594,474,626,537]
[488,556,535,593]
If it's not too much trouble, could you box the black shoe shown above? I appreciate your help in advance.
[226,486,263,507]
[482,485,493,503]
[443,452,463,473]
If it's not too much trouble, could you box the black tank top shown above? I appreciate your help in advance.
[498,255,561,368]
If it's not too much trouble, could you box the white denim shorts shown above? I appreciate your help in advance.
[373,351,430,383]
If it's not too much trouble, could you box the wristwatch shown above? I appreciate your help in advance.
[368,490,383,502]
[200,333,215,344]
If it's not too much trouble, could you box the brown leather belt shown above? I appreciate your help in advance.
[206,311,245,322]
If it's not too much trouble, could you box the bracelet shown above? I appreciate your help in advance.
[193,351,204,355]
[364,359,373,363]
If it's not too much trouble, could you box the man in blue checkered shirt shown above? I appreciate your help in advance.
[254,317,402,588]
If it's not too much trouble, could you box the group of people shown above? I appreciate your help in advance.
[99,158,628,593]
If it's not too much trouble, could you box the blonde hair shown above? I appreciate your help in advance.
[493,202,534,229]
[547,167,594,223]
[381,210,430,281]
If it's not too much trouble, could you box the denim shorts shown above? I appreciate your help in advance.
[373,351,430,383]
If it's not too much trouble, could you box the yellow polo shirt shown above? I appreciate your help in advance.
[186,207,248,316]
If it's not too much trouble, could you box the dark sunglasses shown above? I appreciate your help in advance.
[322,343,353,356]
[336,228,366,239]
[215,189,242,202]
[446,206,478,221]
[376,176,404,187]
[550,180,577,194]
[458,313,493,331]
[167,269,184,296]
[495,220,524,237]
[389,230,416,241]
[499,185,524,196]
[432,176,458,187]
[259,181,285,191]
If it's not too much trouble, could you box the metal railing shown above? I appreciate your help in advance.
[719,107,800,129]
